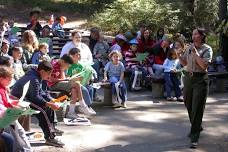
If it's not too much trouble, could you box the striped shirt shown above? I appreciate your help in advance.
[125,50,139,69]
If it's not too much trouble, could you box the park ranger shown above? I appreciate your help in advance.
[179,28,213,149]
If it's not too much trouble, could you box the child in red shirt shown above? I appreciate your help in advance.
[0,66,14,117]
[0,66,32,151]
[48,54,94,118]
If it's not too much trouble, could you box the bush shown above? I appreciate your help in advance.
[207,33,219,55]
[91,0,175,33]
[91,0,219,34]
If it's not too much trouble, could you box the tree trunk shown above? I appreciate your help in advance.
[219,0,227,21]
[187,0,196,28]
[219,0,228,62]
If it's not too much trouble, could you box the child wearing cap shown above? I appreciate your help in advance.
[109,34,127,53]
[125,39,147,90]
[103,51,127,108]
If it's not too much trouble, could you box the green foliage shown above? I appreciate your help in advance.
[207,33,219,53]
[0,0,221,35]
[193,0,219,28]
[0,0,115,15]
[91,0,174,33]
[91,0,220,33]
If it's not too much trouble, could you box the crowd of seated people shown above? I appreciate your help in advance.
[0,8,218,150]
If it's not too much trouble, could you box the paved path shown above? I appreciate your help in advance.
[31,91,228,152]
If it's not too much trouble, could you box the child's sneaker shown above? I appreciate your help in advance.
[177,96,184,102]
[78,106,94,116]
[166,97,173,101]
[132,86,142,91]
[172,97,177,101]
[65,112,80,119]
[121,102,127,108]
[88,107,96,115]
[167,97,177,101]
[54,128,64,136]
[45,138,64,147]
[94,96,102,102]
[190,142,198,149]
[112,103,121,108]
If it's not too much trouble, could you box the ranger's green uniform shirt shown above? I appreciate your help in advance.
[181,44,213,73]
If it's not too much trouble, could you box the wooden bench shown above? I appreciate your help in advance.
[101,83,113,106]
[5,26,114,57]
[51,37,71,56]
[208,71,228,93]
[151,78,165,98]
[18,115,31,131]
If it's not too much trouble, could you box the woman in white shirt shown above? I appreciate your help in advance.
[60,31,93,65]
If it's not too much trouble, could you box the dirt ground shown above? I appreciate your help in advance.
[0,4,88,28]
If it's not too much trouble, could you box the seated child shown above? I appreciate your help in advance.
[41,25,53,56]
[0,56,15,87]
[67,48,96,114]
[0,66,15,152]
[47,54,95,118]
[52,17,65,38]
[7,20,20,47]
[125,38,147,90]
[0,39,13,61]
[60,16,67,27]
[163,48,183,101]
[0,66,32,151]
[12,46,25,80]
[109,34,127,53]
[103,51,127,108]
[32,43,51,64]
[11,61,65,147]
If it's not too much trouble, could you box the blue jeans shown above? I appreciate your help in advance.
[1,132,15,152]
[164,72,181,98]
[153,64,164,78]
[92,60,100,80]
[81,85,94,106]
[109,76,127,103]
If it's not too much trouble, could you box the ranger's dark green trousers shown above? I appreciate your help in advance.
[183,72,209,142]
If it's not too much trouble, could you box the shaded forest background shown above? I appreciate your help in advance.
[0,0,222,31]
[0,0,227,51]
